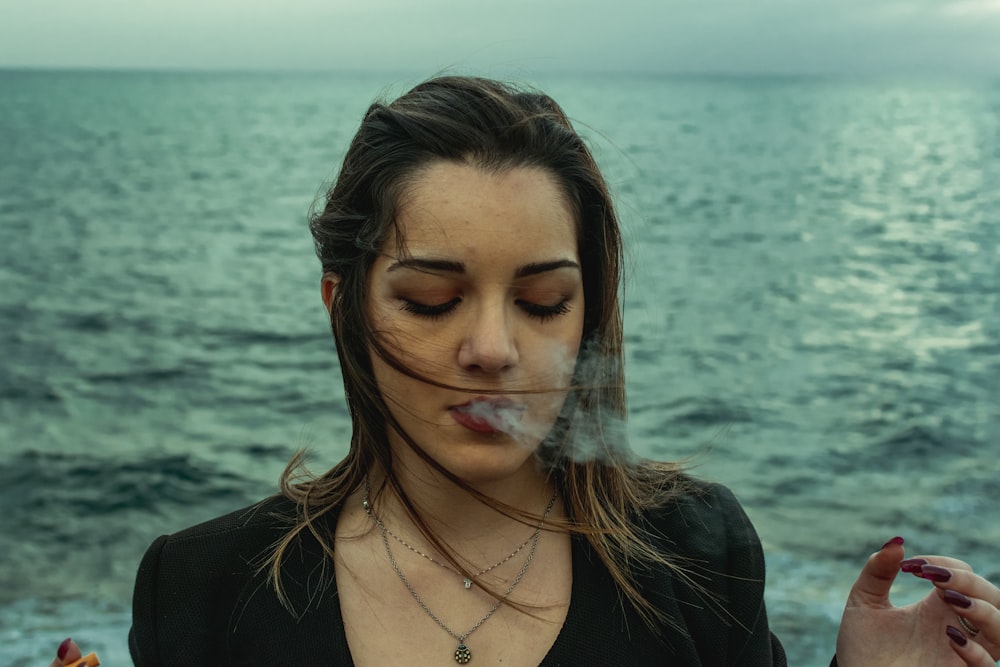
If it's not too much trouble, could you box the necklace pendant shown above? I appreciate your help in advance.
[454,643,471,664]
[463,577,472,589]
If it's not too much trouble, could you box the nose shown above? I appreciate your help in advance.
[457,301,519,373]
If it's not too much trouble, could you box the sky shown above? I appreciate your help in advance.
[1,0,999,75]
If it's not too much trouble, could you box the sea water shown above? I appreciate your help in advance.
[1,69,998,666]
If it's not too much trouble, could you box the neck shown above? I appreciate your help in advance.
[367,461,558,547]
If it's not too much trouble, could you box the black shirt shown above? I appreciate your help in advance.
[130,480,787,666]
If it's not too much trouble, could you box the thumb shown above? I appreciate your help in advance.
[847,536,905,608]
[50,637,82,667]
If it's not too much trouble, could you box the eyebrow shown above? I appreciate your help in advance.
[386,257,580,278]
[515,259,581,278]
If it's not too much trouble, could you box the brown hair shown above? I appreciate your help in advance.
[267,75,691,633]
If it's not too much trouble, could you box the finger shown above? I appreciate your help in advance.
[936,570,1000,604]
[946,625,997,666]
[910,555,974,572]
[50,637,82,666]
[847,537,906,607]
[907,562,1000,606]
[940,589,1000,656]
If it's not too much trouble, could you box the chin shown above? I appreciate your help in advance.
[439,438,545,486]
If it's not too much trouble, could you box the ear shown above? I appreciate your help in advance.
[321,273,339,315]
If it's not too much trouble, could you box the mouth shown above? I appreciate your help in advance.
[449,397,526,435]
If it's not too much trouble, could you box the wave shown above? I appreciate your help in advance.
[0,450,254,538]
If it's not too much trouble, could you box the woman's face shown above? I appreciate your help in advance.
[361,161,585,485]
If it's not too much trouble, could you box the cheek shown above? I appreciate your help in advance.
[368,321,456,388]
[368,300,418,359]
[527,328,583,388]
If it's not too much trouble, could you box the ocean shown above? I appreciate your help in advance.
[1,69,998,666]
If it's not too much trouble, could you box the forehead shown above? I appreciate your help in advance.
[387,162,578,259]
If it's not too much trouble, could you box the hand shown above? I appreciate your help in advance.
[49,637,82,667]
[836,537,1000,666]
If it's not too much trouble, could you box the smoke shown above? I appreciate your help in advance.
[461,337,637,466]
[457,399,527,434]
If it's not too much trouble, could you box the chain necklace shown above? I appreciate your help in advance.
[371,508,537,590]
[363,487,558,664]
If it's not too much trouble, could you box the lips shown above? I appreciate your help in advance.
[449,397,524,434]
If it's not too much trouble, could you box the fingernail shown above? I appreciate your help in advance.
[58,638,72,660]
[919,565,952,582]
[943,589,973,608]
[946,625,968,646]
[881,536,905,549]
[900,558,927,573]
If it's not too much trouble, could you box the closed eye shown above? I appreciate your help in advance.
[517,300,572,322]
[399,297,461,319]
[400,298,572,322]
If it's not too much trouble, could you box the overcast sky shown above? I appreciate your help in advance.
[2,0,999,75]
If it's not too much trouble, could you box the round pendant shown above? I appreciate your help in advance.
[454,643,471,663]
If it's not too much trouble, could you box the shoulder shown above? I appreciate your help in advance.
[137,495,301,586]
[637,476,784,665]
[129,495,330,665]
[133,493,329,599]
[643,476,762,559]
[161,494,299,551]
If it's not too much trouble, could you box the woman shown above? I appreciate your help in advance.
[53,76,999,666]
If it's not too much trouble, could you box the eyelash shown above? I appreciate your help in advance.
[399,298,572,322]
[400,298,461,320]
[518,300,572,322]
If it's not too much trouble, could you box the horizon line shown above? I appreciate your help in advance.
[1,64,995,81]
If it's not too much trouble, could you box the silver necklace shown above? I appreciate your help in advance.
[372,508,537,590]
[363,488,558,664]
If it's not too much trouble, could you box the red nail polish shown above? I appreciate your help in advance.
[881,536,904,549]
[920,565,952,582]
[946,625,967,646]
[58,637,72,660]
[900,557,927,573]
[943,589,973,608]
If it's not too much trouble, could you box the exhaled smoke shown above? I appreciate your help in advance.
[457,399,527,434]
[479,337,636,466]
